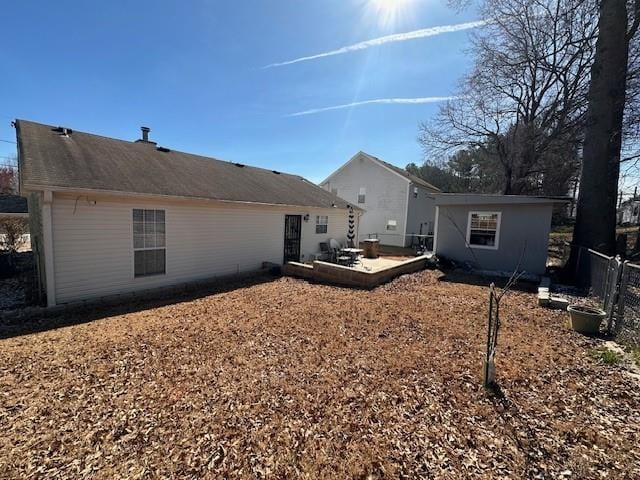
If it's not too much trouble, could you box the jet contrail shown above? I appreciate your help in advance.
[264,19,487,68]
[288,96,457,117]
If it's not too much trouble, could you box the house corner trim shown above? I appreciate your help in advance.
[42,190,56,307]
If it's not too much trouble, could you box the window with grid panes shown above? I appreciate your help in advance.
[133,209,166,277]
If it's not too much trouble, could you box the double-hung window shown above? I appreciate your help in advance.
[358,187,366,204]
[316,215,328,234]
[133,209,166,277]
[466,211,501,249]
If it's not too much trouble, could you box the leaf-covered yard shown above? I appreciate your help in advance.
[1,271,639,479]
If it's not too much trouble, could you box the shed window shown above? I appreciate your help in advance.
[386,219,397,231]
[133,209,166,277]
[331,187,338,195]
[316,215,328,234]
[358,187,366,204]
[466,211,501,250]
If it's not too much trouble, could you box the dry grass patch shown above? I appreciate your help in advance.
[1,271,639,478]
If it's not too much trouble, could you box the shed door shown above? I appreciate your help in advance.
[283,215,302,263]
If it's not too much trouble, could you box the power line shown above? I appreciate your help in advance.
[0,139,16,144]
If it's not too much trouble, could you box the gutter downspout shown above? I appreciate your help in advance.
[433,205,440,254]
[403,182,411,248]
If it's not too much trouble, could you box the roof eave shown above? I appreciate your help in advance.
[22,183,355,211]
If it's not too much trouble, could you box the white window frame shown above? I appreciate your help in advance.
[466,211,501,250]
[357,187,366,204]
[316,215,328,234]
[386,219,397,231]
[132,208,167,278]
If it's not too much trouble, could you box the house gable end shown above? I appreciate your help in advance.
[320,151,411,187]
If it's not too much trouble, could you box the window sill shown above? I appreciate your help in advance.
[467,244,499,251]
[134,273,167,279]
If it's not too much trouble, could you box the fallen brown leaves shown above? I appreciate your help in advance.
[1,270,639,479]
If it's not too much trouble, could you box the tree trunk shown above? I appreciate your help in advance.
[570,0,630,257]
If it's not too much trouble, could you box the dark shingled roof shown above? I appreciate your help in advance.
[16,120,354,210]
[0,194,28,214]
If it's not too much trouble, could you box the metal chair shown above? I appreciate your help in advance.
[315,242,332,261]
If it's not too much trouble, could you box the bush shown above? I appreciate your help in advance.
[0,218,28,253]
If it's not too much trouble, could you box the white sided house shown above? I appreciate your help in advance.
[17,120,357,306]
[320,152,440,247]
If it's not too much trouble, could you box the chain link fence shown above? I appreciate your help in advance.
[573,246,640,346]
[614,263,640,346]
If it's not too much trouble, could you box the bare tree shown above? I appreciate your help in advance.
[420,0,596,194]
[0,218,28,253]
[571,0,640,256]
[0,163,18,194]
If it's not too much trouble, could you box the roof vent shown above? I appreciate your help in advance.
[157,146,171,153]
[234,163,245,168]
[53,126,73,136]
[135,126,157,145]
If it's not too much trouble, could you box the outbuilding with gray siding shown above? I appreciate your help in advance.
[433,194,566,276]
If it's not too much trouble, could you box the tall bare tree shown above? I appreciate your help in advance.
[571,0,639,255]
[0,164,18,194]
[420,0,596,194]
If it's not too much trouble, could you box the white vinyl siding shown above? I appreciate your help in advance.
[320,155,408,246]
[51,193,349,304]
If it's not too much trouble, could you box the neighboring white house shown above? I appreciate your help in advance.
[16,120,357,306]
[320,151,440,247]
[618,198,640,225]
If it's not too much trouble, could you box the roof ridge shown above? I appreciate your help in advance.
[359,152,440,191]
[16,119,300,179]
[16,119,355,210]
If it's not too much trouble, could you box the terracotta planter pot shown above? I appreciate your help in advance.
[567,305,606,335]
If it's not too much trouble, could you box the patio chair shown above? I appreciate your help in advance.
[328,238,343,263]
[315,242,332,262]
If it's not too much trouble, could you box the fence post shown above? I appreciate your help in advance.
[484,285,496,388]
[605,256,624,335]
[612,261,629,336]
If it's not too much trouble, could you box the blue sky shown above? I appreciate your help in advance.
[0,0,480,183]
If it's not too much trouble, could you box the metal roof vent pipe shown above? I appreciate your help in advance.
[136,126,156,145]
